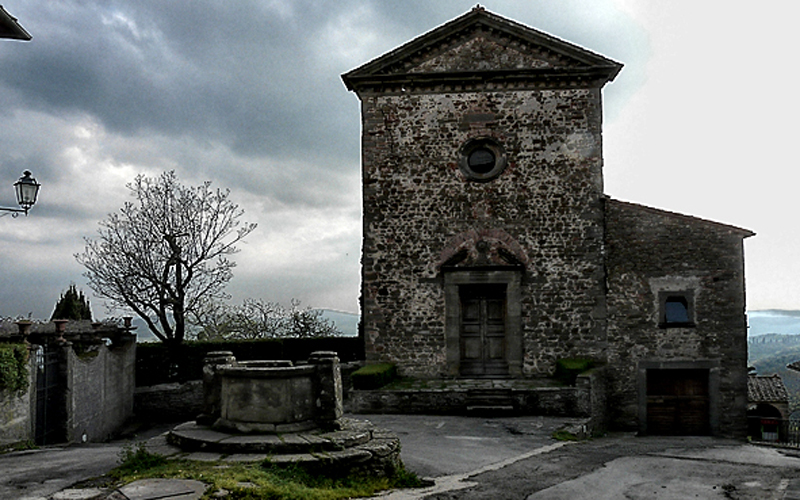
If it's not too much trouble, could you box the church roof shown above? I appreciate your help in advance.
[607,198,755,239]
[342,6,622,94]
[0,6,31,41]
[748,374,789,403]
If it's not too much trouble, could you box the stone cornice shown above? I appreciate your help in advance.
[345,67,619,95]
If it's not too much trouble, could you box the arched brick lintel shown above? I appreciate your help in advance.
[436,228,528,272]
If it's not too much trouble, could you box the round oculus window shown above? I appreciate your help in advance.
[458,138,507,181]
[467,148,496,174]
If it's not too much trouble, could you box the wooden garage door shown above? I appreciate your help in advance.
[647,369,710,435]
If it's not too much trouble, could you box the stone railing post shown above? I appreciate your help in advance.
[197,351,236,425]
[309,351,343,430]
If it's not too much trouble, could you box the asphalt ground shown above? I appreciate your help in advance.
[3,415,800,499]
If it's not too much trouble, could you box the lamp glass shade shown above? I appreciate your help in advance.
[14,170,40,210]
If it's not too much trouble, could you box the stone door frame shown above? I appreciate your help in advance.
[444,269,523,378]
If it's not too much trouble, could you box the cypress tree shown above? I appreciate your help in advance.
[51,284,93,321]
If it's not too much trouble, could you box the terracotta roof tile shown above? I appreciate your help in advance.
[748,374,789,403]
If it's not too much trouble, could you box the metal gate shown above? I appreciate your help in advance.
[34,345,65,445]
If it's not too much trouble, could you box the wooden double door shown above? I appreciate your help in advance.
[646,369,710,435]
[459,284,508,377]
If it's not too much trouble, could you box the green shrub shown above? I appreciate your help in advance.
[115,442,167,475]
[351,363,397,390]
[0,344,29,394]
[554,358,595,386]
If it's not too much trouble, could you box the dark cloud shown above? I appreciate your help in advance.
[0,0,650,319]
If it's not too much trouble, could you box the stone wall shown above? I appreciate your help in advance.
[360,87,607,377]
[604,199,752,437]
[347,385,584,416]
[134,381,204,422]
[66,339,136,442]
[0,351,36,447]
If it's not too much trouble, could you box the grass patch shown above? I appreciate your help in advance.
[103,443,425,500]
[551,429,581,441]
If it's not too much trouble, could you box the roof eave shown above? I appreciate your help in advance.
[0,6,31,41]
[607,197,755,239]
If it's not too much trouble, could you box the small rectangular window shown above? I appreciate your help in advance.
[659,291,695,328]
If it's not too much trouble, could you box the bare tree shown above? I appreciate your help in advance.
[77,171,256,347]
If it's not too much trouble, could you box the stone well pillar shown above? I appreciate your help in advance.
[309,351,343,429]
[197,351,236,426]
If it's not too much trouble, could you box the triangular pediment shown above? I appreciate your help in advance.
[408,31,562,74]
[343,7,622,93]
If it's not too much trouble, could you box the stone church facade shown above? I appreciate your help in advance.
[342,8,752,437]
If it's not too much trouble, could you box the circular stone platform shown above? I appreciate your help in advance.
[168,418,401,475]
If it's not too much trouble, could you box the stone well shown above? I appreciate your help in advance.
[168,351,401,476]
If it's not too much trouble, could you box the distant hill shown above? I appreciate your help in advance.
[748,310,800,337]
[319,309,359,337]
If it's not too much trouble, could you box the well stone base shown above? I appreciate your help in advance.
[168,417,401,476]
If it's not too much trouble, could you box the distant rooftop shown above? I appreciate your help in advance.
[748,374,789,403]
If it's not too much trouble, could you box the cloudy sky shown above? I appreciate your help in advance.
[0,1,797,322]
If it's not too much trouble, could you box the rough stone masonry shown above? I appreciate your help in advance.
[342,7,753,437]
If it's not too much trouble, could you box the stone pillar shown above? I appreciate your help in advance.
[197,351,236,425]
[309,351,343,430]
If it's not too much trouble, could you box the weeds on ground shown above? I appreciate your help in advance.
[115,442,168,476]
[0,440,37,454]
[551,430,581,441]
[106,443,425,500]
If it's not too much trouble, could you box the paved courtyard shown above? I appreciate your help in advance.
[3,415,800,499]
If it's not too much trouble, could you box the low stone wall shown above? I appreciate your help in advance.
[134,381,203,422]
[347,385,585,416]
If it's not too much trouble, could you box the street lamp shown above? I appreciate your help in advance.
[1,170,41,217]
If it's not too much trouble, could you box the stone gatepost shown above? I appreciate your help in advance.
[197,351,236,425]
[309,351,343,429]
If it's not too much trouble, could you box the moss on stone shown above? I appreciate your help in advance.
[554,358,595,386]
[351,363,397,390]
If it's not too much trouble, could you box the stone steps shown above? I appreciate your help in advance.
[167,418,401,474]
[466,388,516,415]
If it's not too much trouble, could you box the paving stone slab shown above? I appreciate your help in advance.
[183,451,224,462]
[315,428,371,448]
[172,426,231,443]
[221,453,270,462]
[111,478,206,500]
[51,489,107,500]
[358,438,401,458]
[265,453,320,465]
[300,433,333,447]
